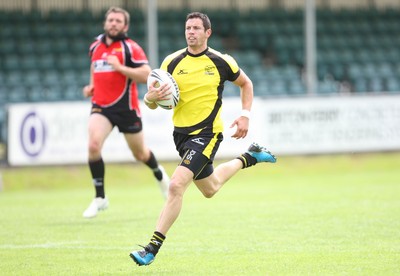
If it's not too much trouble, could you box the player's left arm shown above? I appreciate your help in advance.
[106,55,151,83]
[230,69,254,139]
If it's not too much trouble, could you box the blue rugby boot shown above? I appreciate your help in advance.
[130,246,155,266]
[247,142,276,163]
[237,142,276,168]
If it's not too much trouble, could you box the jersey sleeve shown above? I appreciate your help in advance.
[126,40,149,67]
[223,54,240,82]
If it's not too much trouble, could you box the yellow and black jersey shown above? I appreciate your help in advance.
[160,47,240,135]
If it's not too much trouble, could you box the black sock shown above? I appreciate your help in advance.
[89,158,105,198]
[145,151,163,181]
[145,231,166,255]
[236,153,257,169]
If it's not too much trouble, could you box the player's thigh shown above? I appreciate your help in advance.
[170,165,194,194]
[193,173,219,194]
[88,113,113,145]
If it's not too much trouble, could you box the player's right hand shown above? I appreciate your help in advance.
[82,84,94,97]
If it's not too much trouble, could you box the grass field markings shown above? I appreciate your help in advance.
[0,241,131,250]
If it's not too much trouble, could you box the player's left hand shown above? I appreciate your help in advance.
[230,116,249,139]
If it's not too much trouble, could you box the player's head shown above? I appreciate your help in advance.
[185,12,212,50]
[104,7,130,40]
[186,12,211,31]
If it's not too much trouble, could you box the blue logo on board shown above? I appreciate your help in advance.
[19,111,46,157]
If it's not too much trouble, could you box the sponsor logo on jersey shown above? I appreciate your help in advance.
[183,149,196,165]
[177,69,188,75]
[112,48,123,53]
[93,60,114,72]
[191,138,205,145]
[204,65,215,75]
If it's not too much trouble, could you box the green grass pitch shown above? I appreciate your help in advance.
[0,152,399,275]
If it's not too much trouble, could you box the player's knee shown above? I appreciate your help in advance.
[168,181,184,198]
[133,149,148,162]
[201,188,216,199]
[88,141,102,155]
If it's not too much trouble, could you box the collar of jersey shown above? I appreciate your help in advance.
[186,47,209,57]
[100,33,128,44]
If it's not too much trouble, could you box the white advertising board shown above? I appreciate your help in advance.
[6,95,400,166]
[6,98,253,166]
[261,95,400,154]
[6,101,176,166]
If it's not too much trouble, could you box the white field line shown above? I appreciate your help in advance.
[0,242,129,250]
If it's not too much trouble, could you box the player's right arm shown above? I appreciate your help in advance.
[82,63,95,98]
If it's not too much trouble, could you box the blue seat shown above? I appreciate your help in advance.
[369,77,385,92]
[353,78,369,93]
[28,84,46,102]
[20,55,38,71]
[63,85,83,101]
[5,71,24,87]
[386,77,400,93]
[25,70,42,86]
[254,78,281,97]
[223,82,239,97]
[37,55,56,71]
[287,80,306,95]
[318,79,339,94]
[42,71,59,86]
[7,85,29,103]
[3,55,20,71]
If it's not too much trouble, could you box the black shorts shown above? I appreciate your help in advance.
[91,104,143,133]
[173,131,223,180]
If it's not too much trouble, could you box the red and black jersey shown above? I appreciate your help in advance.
[89,34,148,113]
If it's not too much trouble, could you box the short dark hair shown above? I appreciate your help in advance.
[105,6,130,26]
[186,12,211,30]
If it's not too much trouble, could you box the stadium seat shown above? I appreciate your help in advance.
[386,77,400,93]
[353,78,369,93]
[37,55,56,71]
[369,77,385,92]
[254,84,273,97]
[0,40,16,57]
[267,80,288,96]
[4,71,24,87]
[347,64,364,82]
[16,39,36,55]
[24,70,42,86]
[7,85,29,103]
[70,40,89,55]
[52,38,71,55]
[223,82,239,97]
[318,78,339,94]
[63,85,83,101]
[0,88,7,104]
[35,40,53,54]
[28,84,46,102]
[42,86,64,102]
[287,80,306,95]
[57,54,75,71]
[42,71,59,87]
[60,70,78,86]
[20,55,38,71]
[3,55,20,72]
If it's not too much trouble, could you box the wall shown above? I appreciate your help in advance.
[7,95,400,166]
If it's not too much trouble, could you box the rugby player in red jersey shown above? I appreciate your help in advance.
[82,7,169,218]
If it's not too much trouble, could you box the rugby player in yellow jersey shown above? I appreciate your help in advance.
[130,12,276,266]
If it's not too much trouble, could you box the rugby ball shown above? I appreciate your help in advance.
[147,69,180,110]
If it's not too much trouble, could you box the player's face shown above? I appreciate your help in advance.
[185,18,211,51]
[104,12,128,39]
